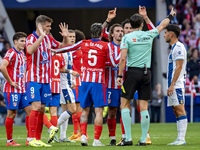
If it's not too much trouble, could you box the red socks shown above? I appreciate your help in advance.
[77,112,82,123]
[5,117,14,140]
[120,117,125,135]
[107,118,116,137]
[80,122,87,136]
[94,125,103,140]
[72,113,79,134]
[29,110,39,138]
[36,113,43,140]
[43,114,52,129]
[25,116,29,138]
[50,116,58,127]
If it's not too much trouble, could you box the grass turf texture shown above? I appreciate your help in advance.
[0,123,199,149]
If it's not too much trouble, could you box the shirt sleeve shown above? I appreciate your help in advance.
[120,35,129,50]
[56,40,82,53]
[174,46,185,60]
[3,50,13,63]
[49,35,60,49]
[26,36,34,47]
[102,28,109,41]
[146,28,159,39]
[60,54,65,68]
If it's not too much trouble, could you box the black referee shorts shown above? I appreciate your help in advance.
[121,67,151,100]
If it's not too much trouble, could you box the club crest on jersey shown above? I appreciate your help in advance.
[17,66,24,77]
[178,51,181,55]
[31,94,35,99]
[13,102,17,107]
[41,51,50,64]
[42,51,48,60]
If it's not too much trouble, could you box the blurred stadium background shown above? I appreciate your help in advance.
[0,0,199,126]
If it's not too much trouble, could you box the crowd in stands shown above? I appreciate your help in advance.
[166,0,200,93]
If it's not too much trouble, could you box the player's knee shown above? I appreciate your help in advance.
[7,112,17,119]
[68,104,76,114]
[108,108,117,119]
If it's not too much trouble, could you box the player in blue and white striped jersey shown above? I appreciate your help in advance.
[164,24,187,146]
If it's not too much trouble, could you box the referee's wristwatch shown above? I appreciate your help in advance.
[117,75,123,78]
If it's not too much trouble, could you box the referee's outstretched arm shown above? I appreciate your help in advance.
[156,7,176,33]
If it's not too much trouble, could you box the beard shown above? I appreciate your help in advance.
[166,38,171,43]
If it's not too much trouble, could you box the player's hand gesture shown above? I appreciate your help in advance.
[139,5,147,18]
[38,23,46,37]
[167,85,174,96]
[107,7,117,22]
[117,77,123,86]
[169,7,176,17]
[72,71,79,78]
[49,48,57,56]
[10,81,19,89]
[59,22,68,38]
[71,82,76,89]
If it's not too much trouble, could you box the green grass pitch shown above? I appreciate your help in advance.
[0,123,199,150]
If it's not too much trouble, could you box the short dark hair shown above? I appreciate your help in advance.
[68,29,75,34]
[74,29,85,42]
[13,32,27,42]
[90,23,103,39]
[109,23,123,42]
[36,15,53,26]
[129,13,144,29]
[165,24,180,38]
[121,19,130,28]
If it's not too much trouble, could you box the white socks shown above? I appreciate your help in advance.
[57,111,71,127]
[60,119,69,139]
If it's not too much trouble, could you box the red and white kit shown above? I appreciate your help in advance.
[3,47,26,93]
[51,53,65,93]
[25,32,59,83]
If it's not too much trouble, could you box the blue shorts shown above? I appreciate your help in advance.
[26,82,52,104]
[72,86,81,103]
[107,88,121,107]
[130,91,139,105]
[46,93,60,107]
[79,82,107,108]
[4,92,30,110]
[61,88,75,104]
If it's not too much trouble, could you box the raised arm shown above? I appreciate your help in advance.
[52,40,82,54]
[156,7,176,33]
[139,5,155,30]
[102,8,117,28]
[58,22,68,48]
[27,24,46,55]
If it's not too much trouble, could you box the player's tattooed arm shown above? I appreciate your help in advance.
[103,7,117,28]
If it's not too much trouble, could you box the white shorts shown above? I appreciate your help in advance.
[167,88,185,107]
[60,87,75,104]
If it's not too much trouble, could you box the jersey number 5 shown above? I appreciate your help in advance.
[88,49,97,66]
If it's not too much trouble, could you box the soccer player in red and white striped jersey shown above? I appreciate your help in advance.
[0,32,32,146]
[51,23,119,146]
[25,15,68,147]
[105,24,124,146]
